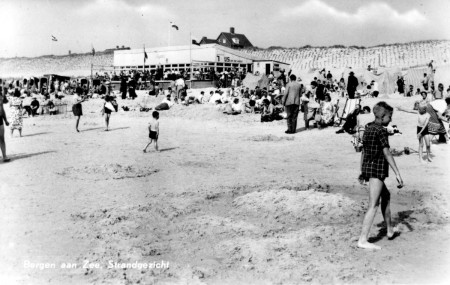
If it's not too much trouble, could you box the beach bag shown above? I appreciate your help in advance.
[223,104,233,114]
[105,102,116,112]
[306,108,316,120]
[315,113,321,122]
[314,104,322,121]
[273,107,284,120]
[155,103,169,111]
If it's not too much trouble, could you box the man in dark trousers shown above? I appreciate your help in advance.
[347,71,359,99]
[282,74,301,134]
[99,80,107,96]
[326,71,333,83]
[120,77,127,99]
[421,73,429,91]
[128,77,137,100]
[278,70,287,87]
[315,79,326,102]
[30,97,40,117]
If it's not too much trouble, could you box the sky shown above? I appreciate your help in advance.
[1,0,449,58]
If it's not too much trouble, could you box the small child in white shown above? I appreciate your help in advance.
[143,111,160,153]
[417,103,431,162]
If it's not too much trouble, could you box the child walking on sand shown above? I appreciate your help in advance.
[358,101,403,250]
[143,111,159,153]
[417,103,432,162]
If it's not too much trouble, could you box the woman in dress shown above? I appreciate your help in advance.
[0,90,10,162]
[72,91,86,132]
[9,89,23,137]
[338,78,346,97]
[7,83,15,96]
[319,93,335,128]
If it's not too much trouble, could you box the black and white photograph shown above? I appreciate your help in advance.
[1,0,450,284]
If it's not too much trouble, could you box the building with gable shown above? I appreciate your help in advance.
[199,27,253,49]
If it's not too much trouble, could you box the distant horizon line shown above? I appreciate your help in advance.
[1,39,449,60]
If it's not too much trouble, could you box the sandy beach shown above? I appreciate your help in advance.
[0,91,449,284]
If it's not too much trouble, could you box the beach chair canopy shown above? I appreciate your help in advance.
[339,98,361,119]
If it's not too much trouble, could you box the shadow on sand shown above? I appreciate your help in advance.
[159,147,179,152]
[6,150,57,162]
[81,127,104,132]
[369,210,415,243]
[107,127,131,132]
[294,127,310,133]
[23,132,52,137]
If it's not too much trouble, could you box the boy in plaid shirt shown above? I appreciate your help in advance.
[358,101,403,250]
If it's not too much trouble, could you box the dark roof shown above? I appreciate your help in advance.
[252,59,290,65]
[200,38,217,44]
[217,32,253,48]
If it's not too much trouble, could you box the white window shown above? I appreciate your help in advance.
[222,39,226,43]
[232,38,239,44]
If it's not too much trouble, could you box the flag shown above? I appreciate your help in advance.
[92,47,95,56]
[144,50,148,62]
[170,22,179,30]
[51,35,58,41]
[191,35,201,46]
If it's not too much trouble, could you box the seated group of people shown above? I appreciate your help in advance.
[215,85,286,121]
[8,88,63,117]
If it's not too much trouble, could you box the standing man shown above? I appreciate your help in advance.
[278,69,287,87]
[282,74,301,134]
[175,75,185,103]
[120,76,127,100]
[429,69,436,87]
[0,89,10,162]
[347,71,358,99]
[326,71,333,84]
[99,80,107,96]
[315,79,326,102]
[396,76,405,96]
[128,77,137,100]
[421,73,429,91]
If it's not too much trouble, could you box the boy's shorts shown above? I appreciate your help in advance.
[417,126,429,135]
[361,173,386,182]
[149,131,158,140]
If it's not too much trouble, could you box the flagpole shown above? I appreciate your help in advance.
[168,22,171,47]
[91,43,93,84]
[143,44,145,73]
[190,32,192,88]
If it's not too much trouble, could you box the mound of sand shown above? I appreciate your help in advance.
[248,134,294,142]
[232,189,365,225]
[57,164,159,180]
